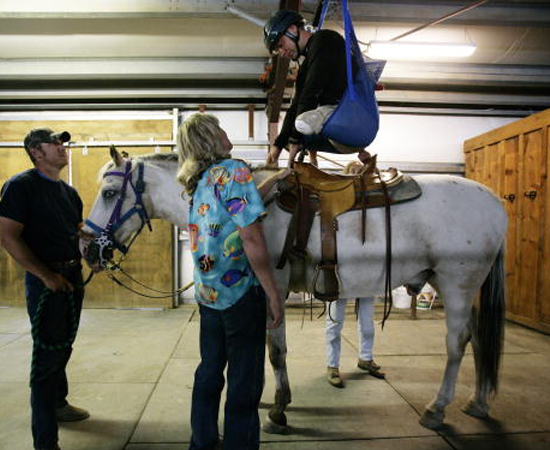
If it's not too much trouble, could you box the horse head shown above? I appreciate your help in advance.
[80,146,153,271]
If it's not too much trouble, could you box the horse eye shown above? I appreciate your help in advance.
[103,190,117,199]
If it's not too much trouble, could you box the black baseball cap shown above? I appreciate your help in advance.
[24,128,71,150]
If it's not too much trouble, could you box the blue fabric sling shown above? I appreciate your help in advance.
[317,0,384,148]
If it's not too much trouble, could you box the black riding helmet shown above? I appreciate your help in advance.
[264,10,304,54]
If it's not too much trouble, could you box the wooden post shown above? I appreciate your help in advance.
[247,104,255,140]
[265,0,302,154]
[410,295,417,320]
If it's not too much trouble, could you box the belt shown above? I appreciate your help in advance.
[47,259,81,270]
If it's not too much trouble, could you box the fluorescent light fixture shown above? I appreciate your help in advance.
[368,41,476,60]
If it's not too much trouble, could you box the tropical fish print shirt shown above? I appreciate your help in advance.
[188,159,267,310]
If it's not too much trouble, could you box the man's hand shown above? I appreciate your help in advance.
[287,143,303,168]
[266,145,282,166]
[42,272,74,293]
[267,295,285,329]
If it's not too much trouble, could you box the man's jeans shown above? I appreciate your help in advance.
[189,286,267,450]
[25,267,84,450]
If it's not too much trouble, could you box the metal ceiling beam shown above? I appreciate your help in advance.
[376,90,550,108]
[0,1,548,26]
[0,0,278,18]
[0,87,547,109]
[1,58,548,87]
[0,88,268,100]
[0,57,266,80]
[380,61,550,86]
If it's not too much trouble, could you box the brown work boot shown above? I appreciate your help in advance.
[327,366,345,388]
[56,404,90,422]
[358,359,386,379]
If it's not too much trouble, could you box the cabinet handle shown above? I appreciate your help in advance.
[524,190,537,200]
[503,194,516,203]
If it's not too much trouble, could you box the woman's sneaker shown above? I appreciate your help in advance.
[295,105,336,135]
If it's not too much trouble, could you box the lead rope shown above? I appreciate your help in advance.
[29,272,93,386]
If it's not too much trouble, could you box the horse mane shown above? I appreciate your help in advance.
[97,152,179,182]
[140,153,179,163]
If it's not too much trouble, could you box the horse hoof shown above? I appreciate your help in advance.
[461,401,488,419]
[262,415,291,435]
[419,409,444,429]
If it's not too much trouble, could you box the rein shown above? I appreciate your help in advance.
[107,262,194,299]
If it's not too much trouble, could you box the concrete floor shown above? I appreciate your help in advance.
[1,302,550,450]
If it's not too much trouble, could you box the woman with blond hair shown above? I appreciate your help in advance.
[177,113,284,450]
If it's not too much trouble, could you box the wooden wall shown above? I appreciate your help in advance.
[0,118,176,308]
[464,108,550,334]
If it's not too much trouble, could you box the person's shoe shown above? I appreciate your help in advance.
[295,105,336,135]
[357,149,372,165]
[327,366,345,388]
[358,359,386,379]
[35,445,61,450]
[56,404,90,422]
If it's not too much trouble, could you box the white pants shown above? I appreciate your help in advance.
[325,297,375,368]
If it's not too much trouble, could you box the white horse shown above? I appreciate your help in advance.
[81,148,507,432]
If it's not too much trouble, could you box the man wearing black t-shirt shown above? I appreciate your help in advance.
[0,128,89,450]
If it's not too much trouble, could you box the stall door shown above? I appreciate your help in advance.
[0,118,176,308]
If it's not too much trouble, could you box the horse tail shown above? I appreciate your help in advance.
[473,245,506,396]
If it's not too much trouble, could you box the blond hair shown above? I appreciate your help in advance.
[176,113,229,194]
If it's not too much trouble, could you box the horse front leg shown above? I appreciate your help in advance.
[420,295,472,429]
[263,318,292,434]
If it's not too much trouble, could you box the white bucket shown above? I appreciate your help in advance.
[392,286,411,309]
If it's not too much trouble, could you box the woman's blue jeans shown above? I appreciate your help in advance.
[189,286,266,450]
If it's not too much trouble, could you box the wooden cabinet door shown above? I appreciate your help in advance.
[514,129,546,324]
[538,124,550,331]
[502,138,520,317]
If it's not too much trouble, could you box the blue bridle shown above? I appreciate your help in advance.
[84,159,152,266]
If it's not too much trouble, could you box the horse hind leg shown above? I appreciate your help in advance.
[420,285,475,430]
[263,321,292,434]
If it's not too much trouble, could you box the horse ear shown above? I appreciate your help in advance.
[110,145,124,166]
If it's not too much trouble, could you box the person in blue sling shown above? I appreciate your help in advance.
[264,9,374,168]
[0,128,89,450]
[177,113,285,450]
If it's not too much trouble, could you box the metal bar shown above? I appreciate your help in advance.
[0,111,174,121]
[225,5,264,27]
[0,139,271,148]
[172,107,180,309]
[389,0,490,42]
[247,104,255,140]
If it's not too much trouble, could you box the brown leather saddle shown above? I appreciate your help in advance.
[276,161,421,301]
